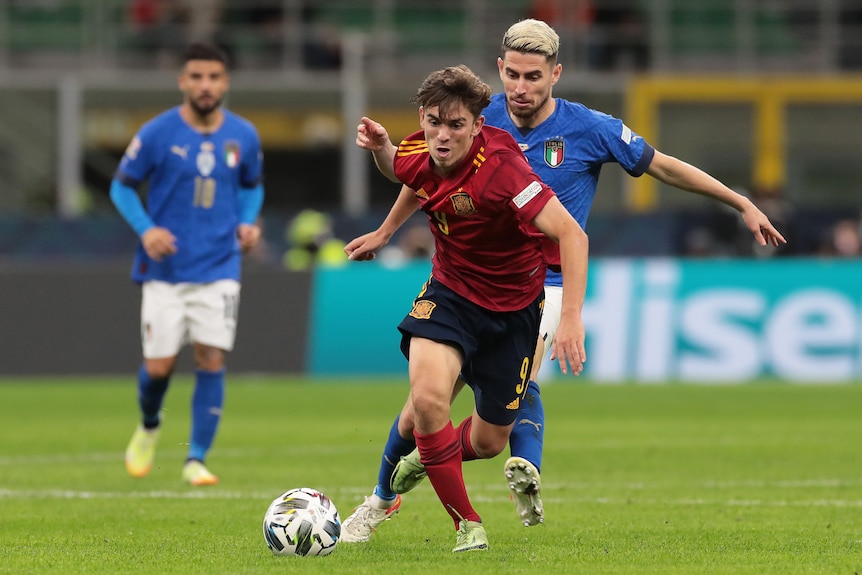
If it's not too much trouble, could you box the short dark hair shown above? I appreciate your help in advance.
[182,42,230,68]
[411,65,492,121]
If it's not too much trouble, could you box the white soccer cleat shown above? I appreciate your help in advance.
[504,456,544,526]
[340,494,402,543]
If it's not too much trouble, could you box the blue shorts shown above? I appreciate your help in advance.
[397,277,543,426]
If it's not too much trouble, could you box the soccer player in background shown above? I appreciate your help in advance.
[110,42,264,486]
[341,65,589,551]
[341,18,787,531]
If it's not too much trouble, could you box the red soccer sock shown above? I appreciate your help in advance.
[454,416,479,461]
[415,421,481,527]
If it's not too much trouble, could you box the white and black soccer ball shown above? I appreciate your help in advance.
[262,487,341,557]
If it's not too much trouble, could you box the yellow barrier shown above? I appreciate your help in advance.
[626,75,862,211]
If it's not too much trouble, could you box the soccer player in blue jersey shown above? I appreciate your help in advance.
[110,42,265,486]
[488,17,783,521]
[341,19,786,533]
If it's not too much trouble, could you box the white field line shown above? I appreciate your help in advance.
[0,488,272,500]
[3,452,862,491]
[2,452,861,507]
[471,495,862,508]
[1,487,861,509]
[540,478,862,489]
[0,446,360,466]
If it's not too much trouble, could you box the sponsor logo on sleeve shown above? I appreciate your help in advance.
[621,124,633,145]
[125,136,142,160]
[513,181,543,208]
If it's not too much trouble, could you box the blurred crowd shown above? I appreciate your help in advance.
[125,0,651,72]
[126,0,342,69]
[682,186,861,259]
[817,218,862,258]
[126,0,648,71]
[529,0,649,71]
[273,202,859,269]
[266,209,435,270]
[3,1,862,73]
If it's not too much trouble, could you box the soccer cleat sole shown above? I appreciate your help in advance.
[504,457,544,526]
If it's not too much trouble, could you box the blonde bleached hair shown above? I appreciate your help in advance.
[501,18,559,62]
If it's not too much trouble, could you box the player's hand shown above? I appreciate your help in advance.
[356,117,390,151]
[237,223,262,252]
[141,227,177,261]
[740,205,787,247]
[549,313,586,376]
[344,230,388,261]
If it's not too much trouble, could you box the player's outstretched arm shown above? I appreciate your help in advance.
[532,196,589,376]
[356,116,399,183]
[646,151,787,247]
[345,185,420,261]
[738,202,787,247]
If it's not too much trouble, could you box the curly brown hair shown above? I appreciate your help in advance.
[411,65,492,122]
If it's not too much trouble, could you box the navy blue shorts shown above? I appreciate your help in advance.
[397,277,543,426]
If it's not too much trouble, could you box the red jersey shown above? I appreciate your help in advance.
[394,125,558,312]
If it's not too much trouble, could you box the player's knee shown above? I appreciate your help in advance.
[470,434,508,459]
[193,345,225,371]
[144,357,175,380]
[409,393,449,427]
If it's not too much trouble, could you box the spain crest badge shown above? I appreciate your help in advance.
[450,191,477,216]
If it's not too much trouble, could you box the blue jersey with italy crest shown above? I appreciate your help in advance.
[482,93,654,287]
[115,106,263,284]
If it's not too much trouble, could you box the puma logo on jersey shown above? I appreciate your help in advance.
[518,418,542,432]
[171,145,189,160]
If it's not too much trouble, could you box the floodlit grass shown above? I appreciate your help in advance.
[1,376,860,574]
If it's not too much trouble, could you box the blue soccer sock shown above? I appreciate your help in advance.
[509,379,545,473]
[138,364,169,429]
[187,369,225,462]
[373,415,416,501]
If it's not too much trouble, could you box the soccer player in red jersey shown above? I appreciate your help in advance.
[340,65,589,552]
[345,19,789,535]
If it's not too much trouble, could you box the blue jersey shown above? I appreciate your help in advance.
[115,106,263,284]
[482,93,654,287]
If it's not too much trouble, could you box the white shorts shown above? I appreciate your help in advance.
[141,279,240,359]
[536,285,563,374]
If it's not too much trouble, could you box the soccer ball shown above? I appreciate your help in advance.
[262,487,341,556]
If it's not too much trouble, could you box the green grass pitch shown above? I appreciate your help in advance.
[1,376,860,574]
